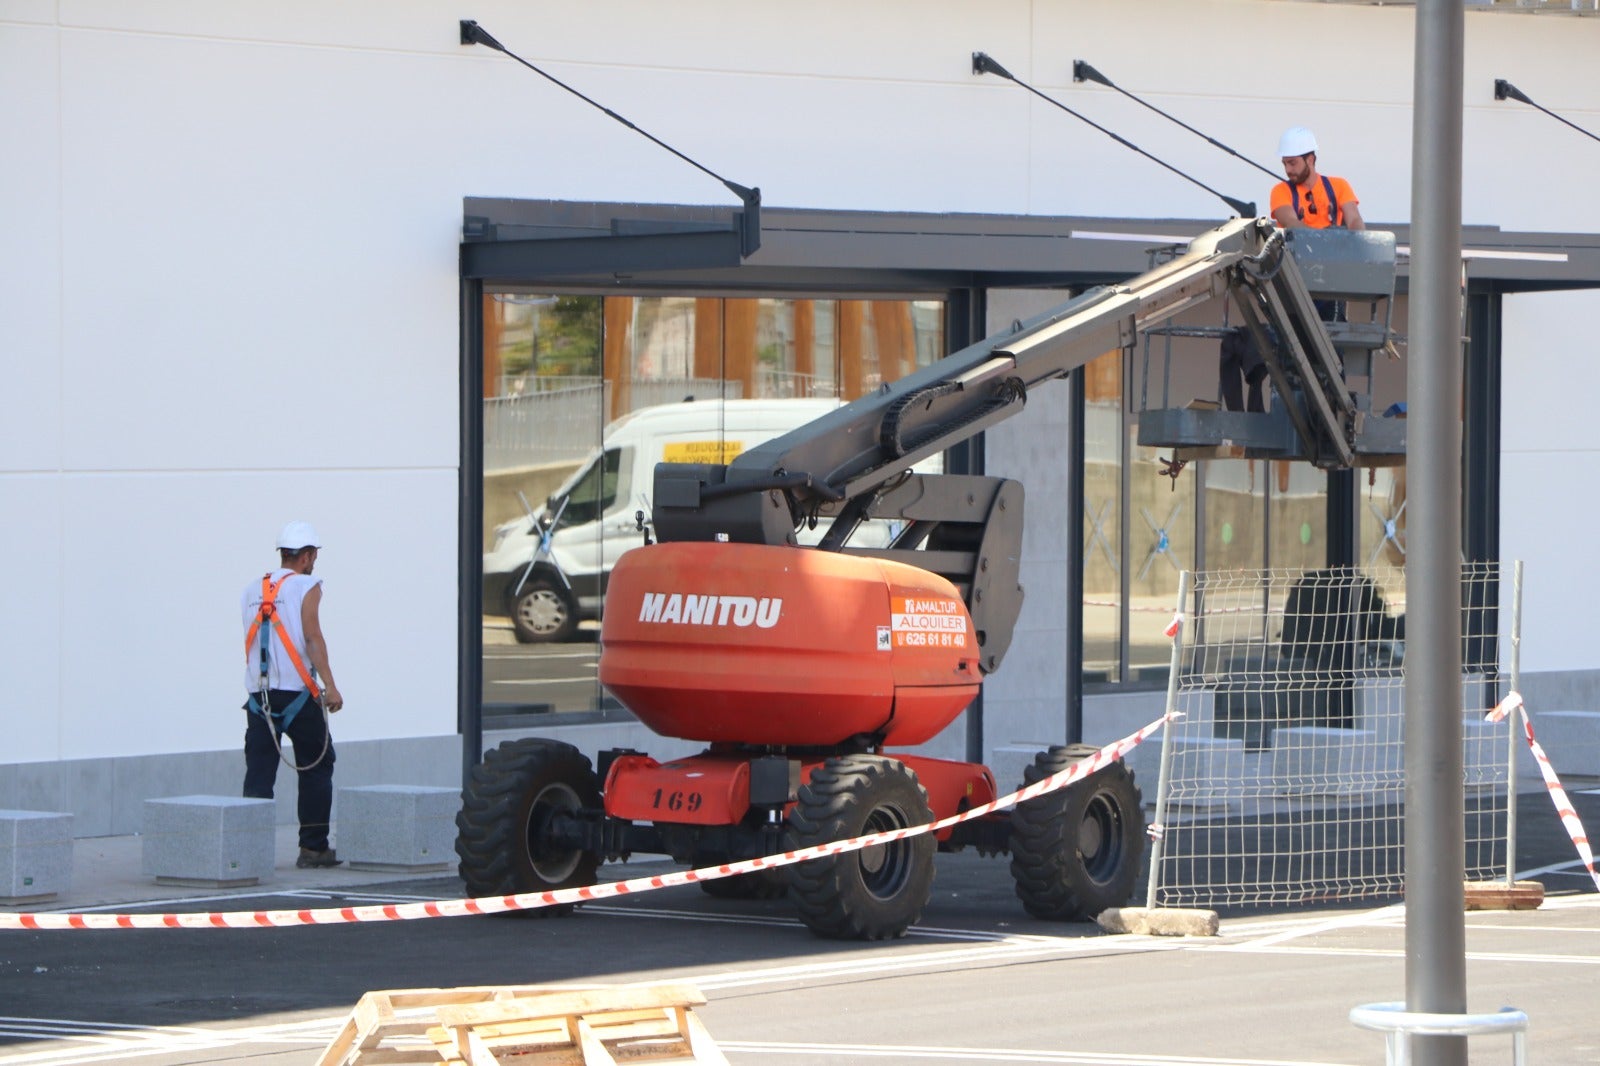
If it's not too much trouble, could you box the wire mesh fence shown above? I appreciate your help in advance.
[1140,563,1512,908]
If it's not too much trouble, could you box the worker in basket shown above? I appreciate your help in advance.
[241,520,346,869]
[1220,126,1365,412]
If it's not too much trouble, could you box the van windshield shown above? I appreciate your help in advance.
[557,447,625,527]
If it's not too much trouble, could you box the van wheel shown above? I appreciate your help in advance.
[510,578,579,643]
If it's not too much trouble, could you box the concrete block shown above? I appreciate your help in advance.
[1130,734,1252,807]
[1270,726,1397,797]
[338,785,458,872]
[141,796,275,887]
[1174,690,1217,729]
[1354,677,1404,745]
[0,810,73,903]
[1098,905,1219,937]
[988,745,1046,800]
[1530,711,1600,777]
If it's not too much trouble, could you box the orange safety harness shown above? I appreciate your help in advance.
[245,571,322,732]
[1290,174,1343,229]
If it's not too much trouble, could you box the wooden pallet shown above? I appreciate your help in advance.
[317,982,727,1066]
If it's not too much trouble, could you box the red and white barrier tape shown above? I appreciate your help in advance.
[1488,692,1600,893]
[0,713,1176,931]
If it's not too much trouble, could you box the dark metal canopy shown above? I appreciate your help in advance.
[464,197,1600,295]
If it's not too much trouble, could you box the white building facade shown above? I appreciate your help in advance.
[4,0,1598,833]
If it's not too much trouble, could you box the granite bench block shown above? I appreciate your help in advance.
[141,796,275,887]
[987,746,1044,802]
[337,785,458,872]
[0,810,73,904]
[1128,734,1254,807]
[1532,711,1600,777]
[1270,726,1397,797]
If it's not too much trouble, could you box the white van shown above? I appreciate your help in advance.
[484,397,844,643]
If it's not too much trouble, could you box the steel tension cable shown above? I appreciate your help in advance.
[972,52,1256,218]
[460,20,762,255]
[1071,59,1280,181]
[1495,78,1600,147]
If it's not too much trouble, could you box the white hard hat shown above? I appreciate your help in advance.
[276,521,322,551]
[1278,126,1318,158]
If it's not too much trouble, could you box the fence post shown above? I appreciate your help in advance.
[1504,561,1523,886]
[1144,569,1191,909]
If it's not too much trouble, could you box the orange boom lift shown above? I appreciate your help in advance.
[456,218,1403,938]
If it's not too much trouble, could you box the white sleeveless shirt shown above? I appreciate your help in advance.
[241,569,324,693]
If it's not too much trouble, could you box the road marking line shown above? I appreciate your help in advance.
[1462,922,1600,933]
[682,936,1183,993]
[493,676,599,685]
[0,1017,334,1065]
[1233,944,1600,965]
[579,902,1066,943]
[714,1041,1355,1065]
[1217,902,1406,951]
[483,651,598,660]
[1513,857,1596,879]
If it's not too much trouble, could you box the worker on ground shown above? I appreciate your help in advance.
[241,520,346,869]
[1221,127,1365,410]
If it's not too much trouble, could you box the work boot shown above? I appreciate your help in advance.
[296,847,342,869]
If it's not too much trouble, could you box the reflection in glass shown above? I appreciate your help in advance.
[1358,465,1406,607]
[1082,350,1122,684]
[1268,461,1325,575]
[482,292,943,722]
[1128,433,1195,685]
[1203,461,1265,573]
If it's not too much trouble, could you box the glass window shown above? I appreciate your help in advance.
[1128,435,1195,685]
[558,447,624,527]
[481,293,606,718]
[482,292,942,722]
[1203,461,1265,573]
[1082,348,1123,684]
[1358,465,1406,608]
[1268,461,1326,573]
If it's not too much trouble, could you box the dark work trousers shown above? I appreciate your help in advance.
[1219,302,1347,412]
[242,689,337,851]
[1219,327,1267,412]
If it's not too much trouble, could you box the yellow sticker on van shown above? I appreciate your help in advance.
[662,440,747,464]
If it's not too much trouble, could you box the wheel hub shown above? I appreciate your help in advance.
[1079,791,1122,883]
[518,589,568,634]
[860,806,911,899]
[526,782,584,882]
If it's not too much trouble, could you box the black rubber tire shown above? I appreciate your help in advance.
[785,755,935,940]
[509,577,579,644]
[699,867,789,900]
[1009,744,1145,921]
[455,738,602,917]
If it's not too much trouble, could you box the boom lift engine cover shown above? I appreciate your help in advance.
[601,542,981,748]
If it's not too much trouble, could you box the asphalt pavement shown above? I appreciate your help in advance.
[2,791,1597,1066]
